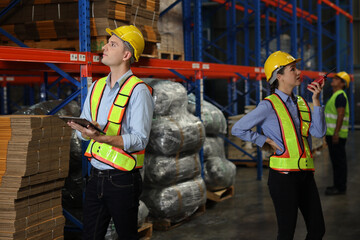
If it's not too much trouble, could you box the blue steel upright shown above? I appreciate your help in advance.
[79,0,92,183]
[349,0,354,131]
[62,0,92,232]
[182,0,192,60]
[226,0,237,65]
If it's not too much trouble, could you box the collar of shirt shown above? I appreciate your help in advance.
[106,69,133,89]
[275,89,297,104]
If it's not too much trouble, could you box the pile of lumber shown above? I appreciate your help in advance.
[0,115,72,240]
[0,0,160,55]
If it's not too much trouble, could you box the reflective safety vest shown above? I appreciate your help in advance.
[324,90,349,138]
[84,75,153,171]
[265,94,314,172]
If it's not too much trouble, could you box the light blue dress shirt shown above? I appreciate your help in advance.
[231,89,326,155]
[77,69,155,170]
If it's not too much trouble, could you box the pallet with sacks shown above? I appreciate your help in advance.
[150,204,206,231]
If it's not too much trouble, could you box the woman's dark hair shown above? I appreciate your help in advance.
[270,66,284,94]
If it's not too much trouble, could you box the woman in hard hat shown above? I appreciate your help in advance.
[232,51,326,239]
[324,71,350,195]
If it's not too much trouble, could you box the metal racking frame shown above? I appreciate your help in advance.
[177,0,354,179]
[1,0,354,174]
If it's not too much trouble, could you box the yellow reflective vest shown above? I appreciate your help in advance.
[84,75,152,171]
[265,94,314,172]
[324,90,349,138]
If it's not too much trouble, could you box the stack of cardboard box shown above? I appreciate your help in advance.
[0,0,160,56]
[0,115,71,240]
[157,0,184,60]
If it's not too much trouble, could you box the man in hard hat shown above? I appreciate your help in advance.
[67,25,154,239]
[324,71,350,195]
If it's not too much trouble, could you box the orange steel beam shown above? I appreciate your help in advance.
[261,0,317,23]
[1,47,354,84]
[321,0,353,22]
[211,0,277,22]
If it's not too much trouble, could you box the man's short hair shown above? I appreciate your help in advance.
[123,40,135,64]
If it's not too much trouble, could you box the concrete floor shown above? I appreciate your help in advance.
[151,131,360,240]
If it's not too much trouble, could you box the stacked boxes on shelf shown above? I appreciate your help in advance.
[157,0,184,60]
[0,115,71,240]
[0,0,161,56]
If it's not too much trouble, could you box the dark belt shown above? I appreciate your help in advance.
[91,167,139,177]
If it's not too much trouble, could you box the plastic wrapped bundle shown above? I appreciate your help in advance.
[147,113,205,156]
[203,136,226,159]
[104,218,117,240]
[141,177,206,223]
[187,94,227,135]
[144,79,188,116]
[144,153,200,186]
[138,200,149,227]
[70,131,82,165]
[204,157,236,191]
[14,99,81,116]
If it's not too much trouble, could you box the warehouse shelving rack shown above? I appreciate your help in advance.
[176,0,354,177]
[1,0,354,176]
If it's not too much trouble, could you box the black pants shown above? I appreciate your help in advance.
[83,168,142,240]
[325,136,347,191]
[268,169,325,240]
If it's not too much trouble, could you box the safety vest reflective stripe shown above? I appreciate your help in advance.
[325,113,349,121]
[85,141,145,171]
[265,94,314,171]
[104,76,145,136]
[326,123,349,131]
[84,75,152,171]
[90,78,107,121]
[324,90,349,138]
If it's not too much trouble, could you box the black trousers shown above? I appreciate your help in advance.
[83,168,142,240]
[325,136,347,191]
[268,169,325,240]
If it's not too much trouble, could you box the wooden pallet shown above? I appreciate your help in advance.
[151,204,206,231]
[158,50,184,60]
[138,222,153,240]
[206,185,234,202]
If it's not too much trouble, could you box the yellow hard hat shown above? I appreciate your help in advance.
[264,51,301,84]
[106,25,145,62]
[335,71,350,88]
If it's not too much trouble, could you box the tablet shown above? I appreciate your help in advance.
[59,116,106,134]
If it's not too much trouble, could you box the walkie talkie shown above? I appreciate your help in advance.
[307,67,336,90]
